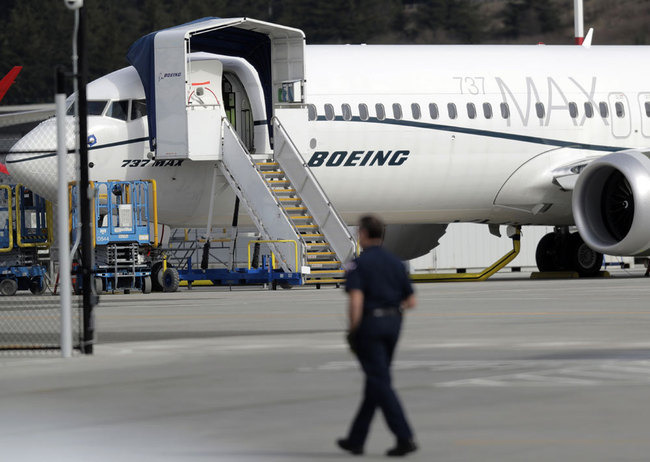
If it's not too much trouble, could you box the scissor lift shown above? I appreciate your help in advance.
[70,180,158,294]
[0,184,52,296]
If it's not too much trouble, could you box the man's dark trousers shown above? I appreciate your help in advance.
[347,313,413,445]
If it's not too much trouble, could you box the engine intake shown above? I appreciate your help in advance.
[573,150,650,256]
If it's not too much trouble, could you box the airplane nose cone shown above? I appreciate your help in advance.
[6,118,77,202]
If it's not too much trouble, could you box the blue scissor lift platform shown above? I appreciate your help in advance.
[71,180,158,294]
[0,184,51,296]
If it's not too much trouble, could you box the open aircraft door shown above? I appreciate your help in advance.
[127,18,305,162]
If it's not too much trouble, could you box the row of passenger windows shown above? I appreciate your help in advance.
[307,101,636,122]
[66,99,147,121]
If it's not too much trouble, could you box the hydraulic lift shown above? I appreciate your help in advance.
[70,180,158,294]
[0,184,52,296]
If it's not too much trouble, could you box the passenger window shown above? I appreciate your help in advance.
[342,103,352,121]
[599,102,609,118]
[375,103,386,120]
[584,102,594,118]
[107,100,129,121]
[483,103,493,119]
[535,102,545,119]
[359,103,369,121]
[615,102,625,118]
[131,99,147,120]
[569,102,578,118]
[392,103,403,120]
[500,102,510,119]
[429,103,439,120]
[467,103,477,119]
[307,104,317,121]
[645,102,650,118]
[447,103,457,120]
[325,104,335,121]
[411,103,421,120]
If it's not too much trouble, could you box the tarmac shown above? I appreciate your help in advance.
[3,269,650,461]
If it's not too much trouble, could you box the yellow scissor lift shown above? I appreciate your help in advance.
[0,184,53,296]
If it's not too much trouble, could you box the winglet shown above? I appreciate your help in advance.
[582,28,594,48]
[0,66,22,102]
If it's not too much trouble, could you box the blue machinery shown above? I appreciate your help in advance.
[70,180,303,294]
[0,184,51,296]
[176,239,302,290]
[70,180,158,294]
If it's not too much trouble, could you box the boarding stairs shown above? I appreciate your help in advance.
[217,118,356,286]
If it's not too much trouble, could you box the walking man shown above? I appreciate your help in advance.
[337,215,418,457]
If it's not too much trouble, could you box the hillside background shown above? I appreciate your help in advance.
[1,0,649,104]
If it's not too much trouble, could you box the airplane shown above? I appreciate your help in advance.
[5,17,650,278]
[1,66,22,182]
[0,66,22,102]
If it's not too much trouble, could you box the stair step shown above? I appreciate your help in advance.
[289,215,313,220]
[266,179,291,185]
[307,269,345,275]
[295,224,319,229]
[300,233,324,238]
[307,251,335,255]
[256,161,279,166]
[308,261,341,267]
[272,188,297,194]
[260,171,285,176]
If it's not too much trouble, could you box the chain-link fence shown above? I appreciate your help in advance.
[1,110,90,355]
[0,295,82,353]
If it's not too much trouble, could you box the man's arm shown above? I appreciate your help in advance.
[348,289,364,331]
[402,293,416,310]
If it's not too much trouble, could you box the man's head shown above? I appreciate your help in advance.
[358,215,384,249]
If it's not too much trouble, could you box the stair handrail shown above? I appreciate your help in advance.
[272,117,357,264]
[219,118,304,272]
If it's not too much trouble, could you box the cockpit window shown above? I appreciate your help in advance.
[131,99,147,120]
[106,100,129,121]
[66,100,108,116]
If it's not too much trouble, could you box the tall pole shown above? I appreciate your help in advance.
[574,0,584,45]
[56,68,72,358]
[77,5,95,354]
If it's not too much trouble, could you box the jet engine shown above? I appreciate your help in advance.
[573,150,650,256]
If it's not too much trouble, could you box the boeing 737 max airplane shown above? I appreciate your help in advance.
[5,18,650,276]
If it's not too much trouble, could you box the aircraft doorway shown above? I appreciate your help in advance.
[223,73,254,152]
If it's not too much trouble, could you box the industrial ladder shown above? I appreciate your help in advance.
[217,118,356,286]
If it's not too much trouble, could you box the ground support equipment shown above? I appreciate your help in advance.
[0,184,51,295]
[70,180,158,294]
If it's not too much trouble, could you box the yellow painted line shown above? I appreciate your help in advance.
[256,162,279,166]
[304,278,345,284]
[284,206,307,211]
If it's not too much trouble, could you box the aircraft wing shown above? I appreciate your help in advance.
[551,157,599,191]
[0,106,55,128]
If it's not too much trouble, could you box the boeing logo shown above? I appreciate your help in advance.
[307,150,410,167]
[158,72,182,82]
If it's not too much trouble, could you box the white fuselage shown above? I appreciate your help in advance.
[7,44,650,229]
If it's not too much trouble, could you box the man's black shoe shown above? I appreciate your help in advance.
[337,438,364,455]
[386,439,418,457]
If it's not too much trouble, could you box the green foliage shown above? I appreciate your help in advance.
[0,0,637,104]
[502,0,562,38]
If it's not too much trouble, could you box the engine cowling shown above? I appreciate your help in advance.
[573,150,650,256]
